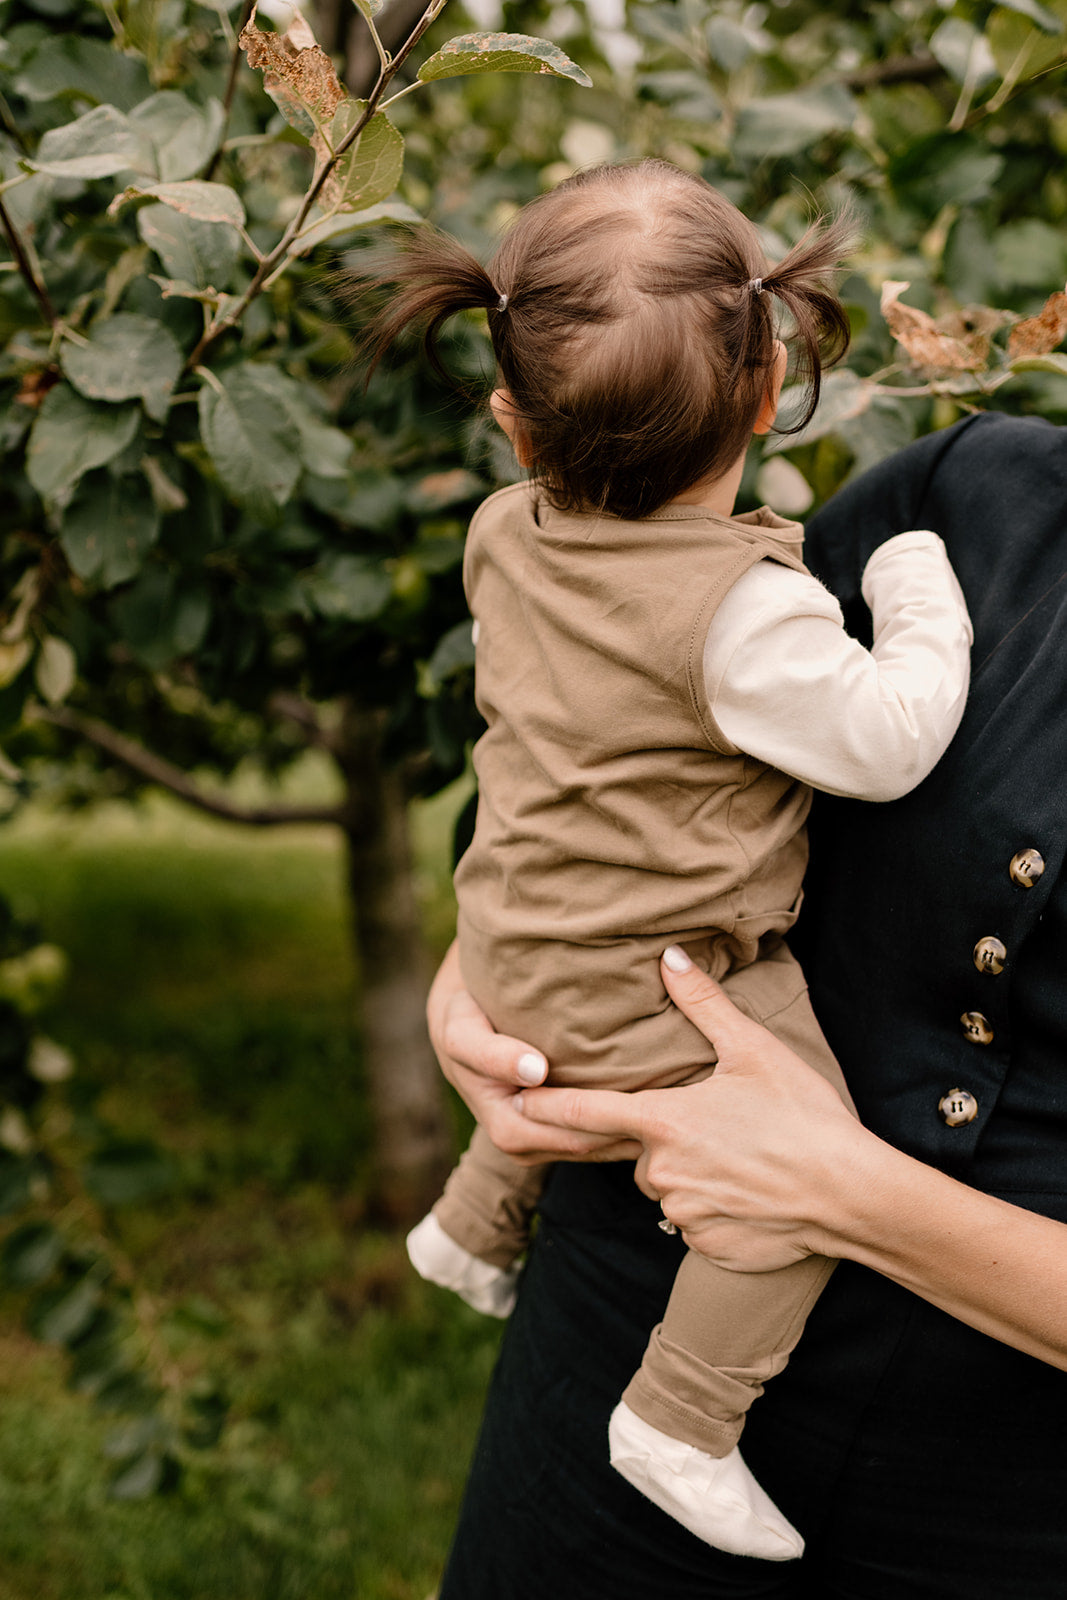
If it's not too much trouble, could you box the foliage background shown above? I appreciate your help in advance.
[0,0,1065,1592]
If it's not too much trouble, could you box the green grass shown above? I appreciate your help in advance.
[0,783,495,1600]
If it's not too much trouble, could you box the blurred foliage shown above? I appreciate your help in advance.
[0,0,1061,800]
[0,884,231,1500]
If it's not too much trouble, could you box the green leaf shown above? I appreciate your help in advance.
[889,134,1004,213]
[34,636,76,706]
[303,553,392,621]
[839,398,916,477]
[26,103,147,180]
[198,365,304,516]
[30,1273,102,1344]
[417,32,593,88]
[60,472,161,588]
[994,218,1067,290]
[230,363,352,478]
[0,1151,34,1216]
[992,0,1062,31]
[425,620,475,688]
[287,200,422,255]
[112,179,246,229]
[60,313,183,423]
[1,1221,63,1288]
[13,34,152,110]
[929,18,998,86]
[109,569,209,670]
[1009,352,1067,375]
[705,15,768,71]
[26,387,139,502]
[352,0,383,16]
[323,103,404,214]
[85,1139,174,1207]
[128,92,225,183]
[137,202,240,290]
[733,84,856,159]
[763,371,873,454]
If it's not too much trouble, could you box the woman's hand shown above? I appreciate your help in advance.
[518,948,869,1270]
[427,941,640,1165]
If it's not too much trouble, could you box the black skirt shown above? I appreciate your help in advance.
[439,1161,1067,1600]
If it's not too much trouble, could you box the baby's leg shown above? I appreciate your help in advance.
[407,1126,547,1318]
[612,1249,833,1557]
[611,949,852,1559]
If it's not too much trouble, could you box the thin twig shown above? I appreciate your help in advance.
[361,3,393,75]
[379,78,427,110]
[185,0,449,370]
[203,0,257,182]
[0,194,57,327]
[31,705,354,829]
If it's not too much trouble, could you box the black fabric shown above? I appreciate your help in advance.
[441,1166,1067,1599]
[440,415,1067,1596]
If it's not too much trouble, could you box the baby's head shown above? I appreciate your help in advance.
[369,160,851,520]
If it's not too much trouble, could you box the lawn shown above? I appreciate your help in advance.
[0,778,497,1600]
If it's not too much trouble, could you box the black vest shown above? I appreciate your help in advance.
[799,412,1067,1219]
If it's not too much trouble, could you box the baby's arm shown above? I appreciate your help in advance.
[702,531,972,800]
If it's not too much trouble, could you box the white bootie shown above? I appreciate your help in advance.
[608,1401,804,1562]
[405,1213,521,1318]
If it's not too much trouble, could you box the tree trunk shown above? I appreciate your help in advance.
[339,703,454,1223]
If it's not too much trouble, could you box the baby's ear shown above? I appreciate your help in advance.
[752,341,788,438]
[490,388,533,467]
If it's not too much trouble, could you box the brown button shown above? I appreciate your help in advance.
[1009,848,1045,888]
[960,1010,994,1045]
[973,936,1007,976]
[939,1088,978,1126]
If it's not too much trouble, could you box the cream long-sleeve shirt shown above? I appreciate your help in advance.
[701,530,972,803]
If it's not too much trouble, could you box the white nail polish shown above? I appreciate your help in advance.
[517,1052,547,1085]
[662,945,692,973]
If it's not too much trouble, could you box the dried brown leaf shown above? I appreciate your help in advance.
[1007,287,1067,360]
[880,281,997,376]
[240,4,345,145]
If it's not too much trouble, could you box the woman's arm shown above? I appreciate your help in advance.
[518,948,1067,1371]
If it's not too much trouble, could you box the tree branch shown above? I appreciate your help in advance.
[32,705,355,829]
[185,0,448,370]
[346,0,435,99]
[841,53,942,91]
[0,194,57,328]
[203,0,257,181]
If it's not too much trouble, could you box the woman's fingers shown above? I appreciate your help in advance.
[440,988,548,1088]
[519,1084,650,1141]
[659,947,768,1069]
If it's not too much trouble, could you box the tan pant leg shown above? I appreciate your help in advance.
[433,1125,548,1270]
[624,947,853,1455]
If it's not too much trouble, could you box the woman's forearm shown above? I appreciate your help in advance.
[815,1125,1067,1370]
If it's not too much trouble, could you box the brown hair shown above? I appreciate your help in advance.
[364,159,852,520]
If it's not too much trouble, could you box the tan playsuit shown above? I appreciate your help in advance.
[436,482,852,1458]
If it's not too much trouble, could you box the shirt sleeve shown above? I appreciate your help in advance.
[701,531,973,802]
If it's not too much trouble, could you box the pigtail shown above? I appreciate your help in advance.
[757,210,855,433]
[355,227,506,384]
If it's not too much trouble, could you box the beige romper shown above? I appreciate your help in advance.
[438,482,851,1457]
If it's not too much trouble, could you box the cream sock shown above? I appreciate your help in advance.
[608,1401,804,1562]
[405,1213,520,1318]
